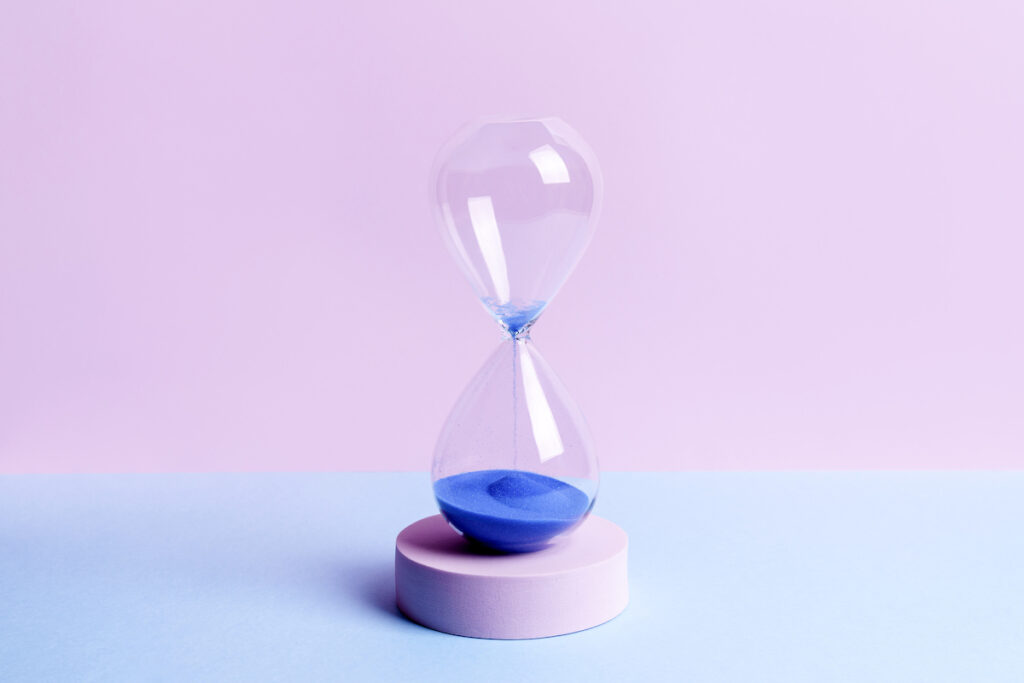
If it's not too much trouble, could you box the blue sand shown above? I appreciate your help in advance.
[482,298,547,335]
[433,469,592,552]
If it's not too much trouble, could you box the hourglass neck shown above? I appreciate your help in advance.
[484,298,545,342]
[501,320,534,341]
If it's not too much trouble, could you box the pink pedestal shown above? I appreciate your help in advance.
[395,514,629,639]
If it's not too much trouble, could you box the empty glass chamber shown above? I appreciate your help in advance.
[431,117,602,552]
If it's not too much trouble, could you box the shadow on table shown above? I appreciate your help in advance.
[328,558,418,627]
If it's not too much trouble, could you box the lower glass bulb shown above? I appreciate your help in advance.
[431,338,598,552]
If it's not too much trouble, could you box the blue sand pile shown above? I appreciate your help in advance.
[433,469,591,552]
[482,299,547,335]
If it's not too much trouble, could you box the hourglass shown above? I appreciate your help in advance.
[395,117,628,639]
[431,117,600,552]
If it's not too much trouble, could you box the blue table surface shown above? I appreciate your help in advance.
[1,472,1022,682]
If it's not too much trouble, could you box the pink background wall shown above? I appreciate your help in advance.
[2,1,1022,473]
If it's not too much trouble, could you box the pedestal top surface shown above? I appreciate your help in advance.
[397,513,627,577]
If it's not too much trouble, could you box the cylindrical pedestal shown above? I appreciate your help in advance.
[395,514,628,639]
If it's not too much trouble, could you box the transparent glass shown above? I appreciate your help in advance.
[431,117,602,552]
[432,116,602,336]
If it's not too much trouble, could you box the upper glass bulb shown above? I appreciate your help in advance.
[432,117,603,336]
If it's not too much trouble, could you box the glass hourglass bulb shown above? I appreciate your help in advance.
[431,117,602,552]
